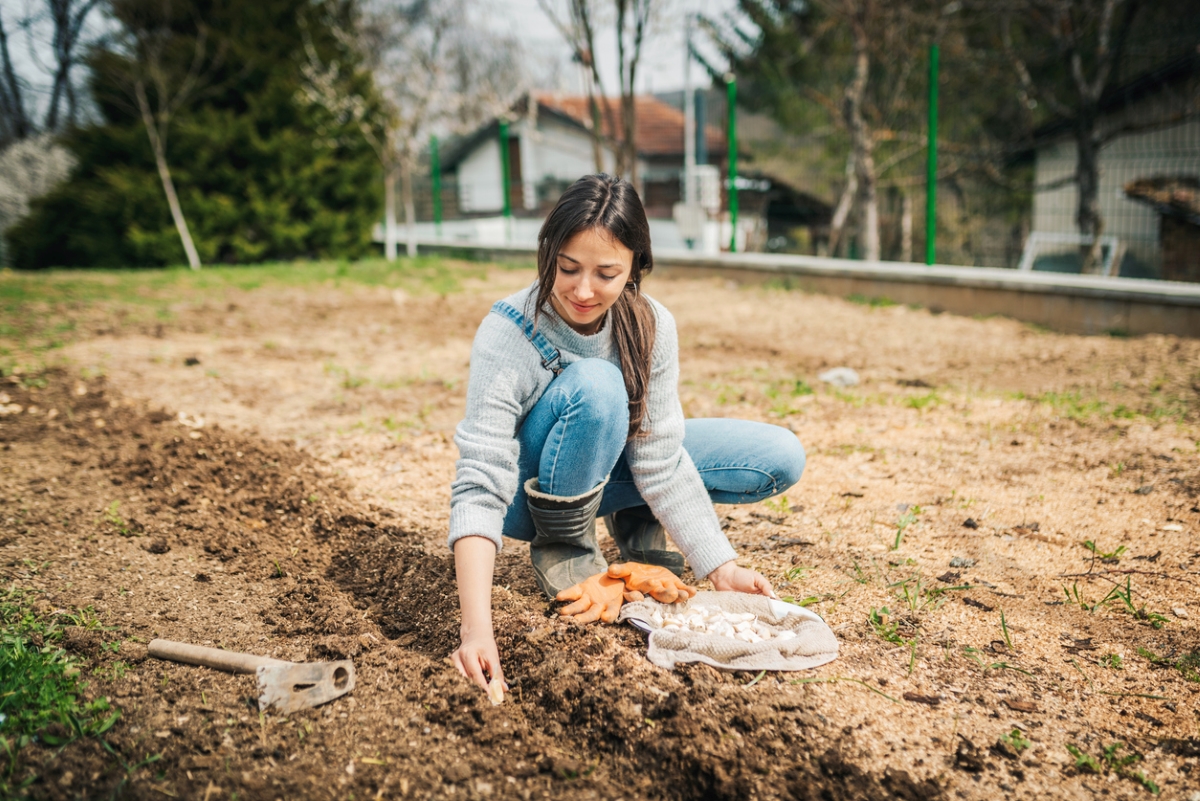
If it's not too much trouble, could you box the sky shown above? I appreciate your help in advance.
[480,0,743,97]
[0,0,745,128]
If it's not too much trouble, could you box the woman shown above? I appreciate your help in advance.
[449,174,806,691]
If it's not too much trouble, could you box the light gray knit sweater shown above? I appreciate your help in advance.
[449,282,738,579]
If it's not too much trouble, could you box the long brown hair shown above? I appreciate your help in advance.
[534,174,656,439]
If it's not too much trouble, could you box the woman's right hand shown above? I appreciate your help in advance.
[452,536,504,694]
[451,632,505,692]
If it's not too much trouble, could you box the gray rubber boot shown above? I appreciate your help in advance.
[525,477,609,598]
[603,505,687,577]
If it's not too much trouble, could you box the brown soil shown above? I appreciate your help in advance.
[3,264,1200,800]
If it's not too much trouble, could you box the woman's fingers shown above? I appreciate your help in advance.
[451,649,469,679]
[650,582,679,604]
[601,596,623,623]
[607,563,633,579]
[556,584,585,602]
[483,654,506,689]
[454,647,490,691]
[572,602,603,624]
[755,573,776,598]
[559,597,593,617]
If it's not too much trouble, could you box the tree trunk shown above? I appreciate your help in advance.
[135,81,200,269]
[858,151,880,261]
[845,6,879,262]
[1075,111,1105,273]
[900,191,913,263]
[384,164,397,261]
[587,91,605,173]
[0,12,31,140]
[402,160,417,258]
[622,90,637,185]
[827,152,857,258]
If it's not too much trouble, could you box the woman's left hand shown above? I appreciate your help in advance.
[707,561,777,598]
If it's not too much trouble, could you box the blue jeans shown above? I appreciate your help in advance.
[501,358,806,541]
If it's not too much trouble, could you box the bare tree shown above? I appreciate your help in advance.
[536,0,611,173]
[44,0,102,130]
[995,0,1197,271]
[0,8,32,141]
[0,0,104,144]
[537,0,656,184]
[300,0,521,260]
[101,0,226,269]
[613,0,652,184]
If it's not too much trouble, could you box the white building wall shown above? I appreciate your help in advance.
[1033,118,1200,275]
[532,117,615,181]
[457,137,504,213]
[517,117,539,210]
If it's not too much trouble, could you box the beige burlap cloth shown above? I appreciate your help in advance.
[618,591,839,672]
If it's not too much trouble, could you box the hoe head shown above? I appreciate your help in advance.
[256,660,356,714]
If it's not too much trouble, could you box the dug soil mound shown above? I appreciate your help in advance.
[2,371,925,800]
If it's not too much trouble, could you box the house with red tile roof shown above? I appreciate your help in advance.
[439,93,727,218]
[430,92,831,253]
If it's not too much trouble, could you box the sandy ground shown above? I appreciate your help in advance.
[3,261,1200,800]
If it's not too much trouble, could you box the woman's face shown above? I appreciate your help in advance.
[549,227,634,336]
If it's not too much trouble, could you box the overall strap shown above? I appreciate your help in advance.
[491,300,563,377]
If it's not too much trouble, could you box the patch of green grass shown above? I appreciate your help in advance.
[867,607,907,645]
[1,586,122,794]
[763,496,793,518]
[1101,653,1124,670]
[961,646,1032,676]
[1136,646,1200,682]
[1000,727,1031,753]
[892,505,922,551]
[101,501,134,537]
[1084,539,1127,562]
[903,392,939,410]
[889,573,952,615]
[1098,577,1169,629]
[1038,391,1109,423]
[1062,577,1167,626]
[0,257,502,374]
[1000,608,1014,650]
[844,560,871,585]
[1032,390,1189,426]
[846,293,897,309]
[1066,742,1159,795]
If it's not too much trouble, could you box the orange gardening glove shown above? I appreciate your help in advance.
[608,563,697,605]
[556,572,645,624]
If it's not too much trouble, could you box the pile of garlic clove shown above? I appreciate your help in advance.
[647,606,798,644]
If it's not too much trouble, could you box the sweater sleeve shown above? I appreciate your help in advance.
[625,304,738,578]
[449,313,542,553]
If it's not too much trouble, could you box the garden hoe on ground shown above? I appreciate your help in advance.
[148,639,355,714]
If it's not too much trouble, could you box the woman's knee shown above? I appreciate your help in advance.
[772,433,806,492]
[557,358,628,428]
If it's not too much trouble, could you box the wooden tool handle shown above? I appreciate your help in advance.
[148,639,290,675]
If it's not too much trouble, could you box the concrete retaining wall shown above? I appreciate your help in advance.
[417,241,1200,338]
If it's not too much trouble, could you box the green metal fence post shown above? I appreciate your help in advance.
[727,75,738,253]
[926,44,939,266]
[430,135,442,238]
[496,118,511,225]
